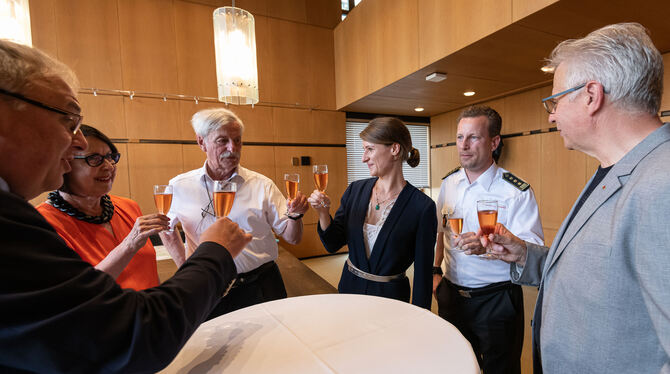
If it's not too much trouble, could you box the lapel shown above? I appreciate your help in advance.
[368,182,414,273]
[352,179,376,272]
[545,123,670,272]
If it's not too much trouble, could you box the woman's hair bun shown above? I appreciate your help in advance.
[407,147,420,168]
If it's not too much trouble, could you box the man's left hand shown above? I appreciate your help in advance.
[288,191,309,215]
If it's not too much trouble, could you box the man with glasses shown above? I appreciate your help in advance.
[0,40,251,372]
[482,23,670,373]
[161,108,310,318]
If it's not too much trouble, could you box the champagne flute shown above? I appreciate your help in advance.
[313,164,329,207]
[153,185,173,232]
[284,173,300,217]
[445,206,463,250]
[476,200,498,258]
[213,181,236,218]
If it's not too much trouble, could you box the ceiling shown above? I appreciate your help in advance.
[341,0,670,118]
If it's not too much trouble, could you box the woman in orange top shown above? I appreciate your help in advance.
[37,125,178,290]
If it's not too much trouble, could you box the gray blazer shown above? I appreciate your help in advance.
[513,123,670,374]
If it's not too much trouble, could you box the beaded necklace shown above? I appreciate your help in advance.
[47,191,114,224]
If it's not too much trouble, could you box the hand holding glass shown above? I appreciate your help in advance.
[213,181,236,218]
[153,185,173,232]
[445,207,463,250]
[313,165,329,207]
[477,200,498,258]
[284,173,301,218]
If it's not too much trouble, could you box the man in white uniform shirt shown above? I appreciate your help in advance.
[161,108,309,318]
[433,106,544,374]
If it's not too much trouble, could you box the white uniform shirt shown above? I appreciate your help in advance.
[167,164,289,273]
[436,163,544,288]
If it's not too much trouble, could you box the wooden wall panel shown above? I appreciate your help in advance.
[497,135,541,199]
[242,145,277,182]
[333,2,369,108]
[110,143,130,197]
[267,18,309,106]
[118,0,179,92]
[127,143,184,214]
[430,110,458,145]
[512,0,558,22]
[418,0,513,67]
[503,87,545,134]
[29,0,59,57]
[366,0,419,93]
[182,144,206,172]
[254,15,272,104]
[272,108,311,143]
[124,98,181,140]
[230,104,274,142]
[306,0,341,29]
[539,132,586,230]
[267,0,306,24]
[174,0,217,97]
[306,26,337,110]
[55,0,123,89]
[429,146,458,199]
[662,53,670,113]
[78,94,126,139]
[311,110,346,144]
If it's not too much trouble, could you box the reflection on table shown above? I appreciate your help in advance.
[160,294,479,374]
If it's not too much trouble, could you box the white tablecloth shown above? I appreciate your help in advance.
[159,294,479,373]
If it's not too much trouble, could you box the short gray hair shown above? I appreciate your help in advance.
[0,39,78,94]
[545,22,663,115]
[191,108,245,139]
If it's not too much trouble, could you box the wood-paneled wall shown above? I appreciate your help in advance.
[28,0,345,258]
[334,0,559,109]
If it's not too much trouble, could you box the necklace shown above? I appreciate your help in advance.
[374,187,400,210]
[48,191,114,224]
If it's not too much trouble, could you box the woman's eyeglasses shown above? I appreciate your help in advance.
[73,152,121,167]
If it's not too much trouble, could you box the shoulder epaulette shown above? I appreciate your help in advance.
[442,166,461,180]
[502,172,530,191]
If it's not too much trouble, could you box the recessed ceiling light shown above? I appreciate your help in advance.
[463,91,475,97]
[541,66,554,73]
[425,72,447,82]
[414,107,425,112]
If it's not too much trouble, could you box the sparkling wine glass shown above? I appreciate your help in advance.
[477,200,498,258]
[313,164,329,207]
[154,185,173,232]
[284,173,301,218]
[213,181,237,218]
[445,205,463,250]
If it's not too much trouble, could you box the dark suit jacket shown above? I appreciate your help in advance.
[318,178,437,309]
[0,190,237,373]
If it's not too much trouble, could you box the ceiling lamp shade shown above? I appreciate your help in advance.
[213,6,259,105]
[0,0,32,46]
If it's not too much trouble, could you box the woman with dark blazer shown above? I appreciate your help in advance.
[308,117,437,309]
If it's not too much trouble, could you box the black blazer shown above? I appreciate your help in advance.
[318,178,437,309]
[0,190,236,373]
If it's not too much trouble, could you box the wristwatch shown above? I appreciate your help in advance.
[432,266,443,276]
[287,213,304,221]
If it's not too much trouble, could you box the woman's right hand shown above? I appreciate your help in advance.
[307,189,331,215]
[124,214,170,253]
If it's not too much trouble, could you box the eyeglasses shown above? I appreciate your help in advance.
[0,88,83,135]
[541,83,586,114]
[73,152,121,167]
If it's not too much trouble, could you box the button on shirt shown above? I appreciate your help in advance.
[167,164,289,273]
[436,163,544,288]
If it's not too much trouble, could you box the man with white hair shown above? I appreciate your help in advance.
[482,23,670,373]
[162,108,309,317]
[0,40,250,372]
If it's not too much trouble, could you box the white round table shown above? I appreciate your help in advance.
[159,294,479,373]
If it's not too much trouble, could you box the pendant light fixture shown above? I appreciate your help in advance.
[212,2,259,105]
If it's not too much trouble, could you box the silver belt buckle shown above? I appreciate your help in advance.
[458,289,471,298]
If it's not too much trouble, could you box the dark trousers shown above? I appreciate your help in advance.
[206,261,287,320]
[436,278,524,374]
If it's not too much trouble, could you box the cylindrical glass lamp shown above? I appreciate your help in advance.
[0,0,32,46]
[213,6,259,105]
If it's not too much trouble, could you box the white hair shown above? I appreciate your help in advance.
[0,39,79,94]
[191,108,245,139]
[545,22,663,115]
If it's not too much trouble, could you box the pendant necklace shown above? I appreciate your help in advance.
[374,187,399,210]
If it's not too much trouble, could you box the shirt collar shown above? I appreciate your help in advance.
[198,161,247,184]
[462,162,498,192]
[0,176,9,193]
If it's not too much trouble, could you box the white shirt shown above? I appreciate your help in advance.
[436,163,544,288]
[167,164,289,273]
[362,199,396,259]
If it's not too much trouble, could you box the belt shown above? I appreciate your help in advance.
[447,280,514,298]
[233,261,276,288]
[346,258,405,283]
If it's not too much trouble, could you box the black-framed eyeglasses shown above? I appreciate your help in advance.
[0,87,83,135]
[541,83,586,114]
[73,152,121,167]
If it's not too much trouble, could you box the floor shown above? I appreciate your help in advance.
[302,253,537,374]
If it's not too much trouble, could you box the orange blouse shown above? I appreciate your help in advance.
[37,195,159,290]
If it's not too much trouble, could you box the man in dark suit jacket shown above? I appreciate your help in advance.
[483,23,670,373]
[0,40,251,373]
